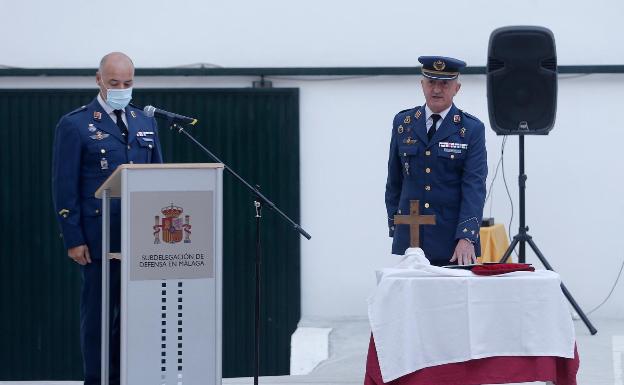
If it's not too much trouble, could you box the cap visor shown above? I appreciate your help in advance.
[422,69,459,80]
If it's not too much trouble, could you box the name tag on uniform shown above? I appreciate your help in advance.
[439,142,468,150]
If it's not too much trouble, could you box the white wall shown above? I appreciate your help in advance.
[1,0,624,67]
[1,0,623,321]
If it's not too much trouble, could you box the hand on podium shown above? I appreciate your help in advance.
[450,239,476,265]
[68,244,92,265]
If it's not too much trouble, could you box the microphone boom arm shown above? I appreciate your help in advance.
[169,123,311,240]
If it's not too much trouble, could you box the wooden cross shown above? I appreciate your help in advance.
[393,200,436,248]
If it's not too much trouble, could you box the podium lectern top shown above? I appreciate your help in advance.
[94,163,224,199]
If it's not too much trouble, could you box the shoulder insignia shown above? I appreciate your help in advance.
[397,125,404,134]
[67,105,87,116]
[460,110,480,122]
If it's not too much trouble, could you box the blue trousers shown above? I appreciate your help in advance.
[80,260,120,385]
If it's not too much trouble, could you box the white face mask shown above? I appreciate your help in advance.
[105,87,133,110]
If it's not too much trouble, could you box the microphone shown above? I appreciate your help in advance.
[143,105,198,126]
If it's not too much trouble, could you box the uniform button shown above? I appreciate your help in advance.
[129,160,134,164]
[425,168,431,173]
[450,154,455,159]
[398,209,402,214]
[95,209,99,214]
[425,150,431,156]
[127,145,131,150]
[424,203,430,208]
[403,152,407,156]
[425,185,431,191]
[100,149,106,154]
[148,144,153,149]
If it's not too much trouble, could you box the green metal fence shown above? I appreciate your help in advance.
[0,88,301,380]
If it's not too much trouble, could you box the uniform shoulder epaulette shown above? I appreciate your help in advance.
[128,102,141,109]
[460,110,480,122]
[67,105,87,116]
[395,107,416,119]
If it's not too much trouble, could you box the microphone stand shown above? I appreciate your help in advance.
[169,122,311,385]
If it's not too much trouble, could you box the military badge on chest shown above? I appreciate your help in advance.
[99,147,109,170]
[92,131,110,140]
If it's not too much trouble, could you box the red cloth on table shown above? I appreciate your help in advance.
[471,263,535,276]
[364,335,578,385]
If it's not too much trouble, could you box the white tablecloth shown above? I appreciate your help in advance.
[367,248,575,382]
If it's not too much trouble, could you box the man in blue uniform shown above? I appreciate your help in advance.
[52,52,163,385]
[385,56,487,266]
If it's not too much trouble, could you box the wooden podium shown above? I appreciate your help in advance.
[95,163,224,385]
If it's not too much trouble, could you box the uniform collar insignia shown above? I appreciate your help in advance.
[460,127,466,137]
[415,109,422,119]
[88,123,96,132]
[93,111,102,121]
[130,110,137,118]
[453,114,461,123]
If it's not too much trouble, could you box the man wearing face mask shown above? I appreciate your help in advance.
[52,52,163,385]
[385,56,487,266]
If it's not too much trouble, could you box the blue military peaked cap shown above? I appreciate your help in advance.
[418,56,466,80]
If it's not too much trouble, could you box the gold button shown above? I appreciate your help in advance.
[425,185,431,191]
[100,148,106,154]
[425,168,431,173]
[424,203,430,208]
[425,150,431,156]
[450,154,455,159]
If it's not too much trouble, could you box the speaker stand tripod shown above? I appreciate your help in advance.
[499,136,597,335]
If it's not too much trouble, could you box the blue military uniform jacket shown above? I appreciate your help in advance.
[52,97,163,259]
[385,104,487,263]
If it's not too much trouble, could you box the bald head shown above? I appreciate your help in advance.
[99,52,134,72]
[96,52,135,100]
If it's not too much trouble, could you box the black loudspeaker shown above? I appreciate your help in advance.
[487,26,557,135]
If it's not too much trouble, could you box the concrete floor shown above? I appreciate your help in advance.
[1,316,621,385]
[225,317,623,385]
